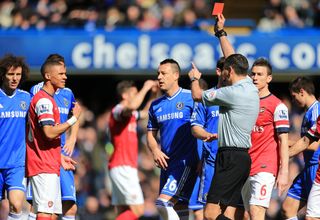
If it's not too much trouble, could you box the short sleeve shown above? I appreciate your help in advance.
[274,103,290,133]
[35,98,55,126]
[202,86,235,107]
[147,106,158,131]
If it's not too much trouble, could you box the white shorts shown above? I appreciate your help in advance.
[241,172,275,210]
[30,173,62,214]
[109,166,144,205]
[306,181,320,218]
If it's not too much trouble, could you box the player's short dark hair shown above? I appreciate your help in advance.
[46,53,65,64]
[160,58,181,74]
[216,57,225,70]
[252,58,272,75]
[116,80,136,100]
[40,59,63,77]
[223,54,248,76]
[289,76,315,95]
[0,54,29,86]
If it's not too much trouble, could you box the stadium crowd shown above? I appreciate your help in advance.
[0,0,319,31]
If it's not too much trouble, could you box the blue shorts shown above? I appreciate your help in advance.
[159,163,197,202]
[0,166,26,200]
[27,167,76,202]
[287,163,318,201]
[188,149,215,210]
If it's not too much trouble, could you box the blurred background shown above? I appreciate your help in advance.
[0,0,319,219]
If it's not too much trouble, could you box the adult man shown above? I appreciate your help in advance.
[241,58,289,220]
[188,58,225,219]
[282,76,320,219]
[147,58,199,220]
[108,80,157,220]
[26,58,81,220]
[215,14,290,219]
[0,54,30,220]
[189,53,259,220]
[27,54,80,220]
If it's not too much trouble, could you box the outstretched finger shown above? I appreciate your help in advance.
[191,62,199,71]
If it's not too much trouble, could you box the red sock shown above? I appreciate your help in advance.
[36,216,51,220]
[116,210,138,220]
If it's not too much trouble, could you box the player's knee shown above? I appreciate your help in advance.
[130,204,144,217]
[281,202,292,219]
[204,209,216,220]
[155,198,179,220]
[249,205,266,220]
[62,201,77,216]
[9,198,23,213]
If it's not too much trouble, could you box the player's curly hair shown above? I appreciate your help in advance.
[0,54,30,86]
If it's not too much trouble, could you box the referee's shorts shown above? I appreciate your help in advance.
[207,147,251,207]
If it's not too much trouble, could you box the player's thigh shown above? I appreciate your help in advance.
[4,167,26,193]
[243,172,275,210]
[30,173,62,215]
[109,166,144,206]
[306,182,320,218]
[159,164,197,202]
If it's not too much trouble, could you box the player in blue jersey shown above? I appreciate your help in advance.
[0,54,31,220]
[27,54,79,220]
[188,58,225,219]
[281,76,320,219]
[147,58,199,220]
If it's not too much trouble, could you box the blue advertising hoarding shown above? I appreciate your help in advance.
[0,28,319,74]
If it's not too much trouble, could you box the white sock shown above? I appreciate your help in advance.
[62,216,76,220]
[287,217,298,220]
[28,212,37,220]
[155,198,179,220]
[8,212,23,220]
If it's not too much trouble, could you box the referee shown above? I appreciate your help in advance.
[189,54,259,220]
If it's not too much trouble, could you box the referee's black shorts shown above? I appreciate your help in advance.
[206,147,251,207]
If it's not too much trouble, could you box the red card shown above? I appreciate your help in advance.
[212,2,224,16]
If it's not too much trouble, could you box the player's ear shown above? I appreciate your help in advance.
[267,74,272,83]
[45,72,50,80]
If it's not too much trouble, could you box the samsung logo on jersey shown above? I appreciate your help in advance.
[0,111,26,118]
[211,110,219,117]
[58,107,69,115]
[157,112,183,122]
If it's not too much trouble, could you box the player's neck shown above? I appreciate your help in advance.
[42,83,56,96]
[1,86,15,96]
[305,95,317,109]
[166,85,180,97]
[258,87,270,98]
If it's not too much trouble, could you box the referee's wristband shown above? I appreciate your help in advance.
[215,29,227,38]
[190,76,199,82]
[67,116,77,126]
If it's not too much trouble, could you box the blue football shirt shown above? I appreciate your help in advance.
[191,101,219,161]
[147,88,198,165]
[0,88,31,168]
